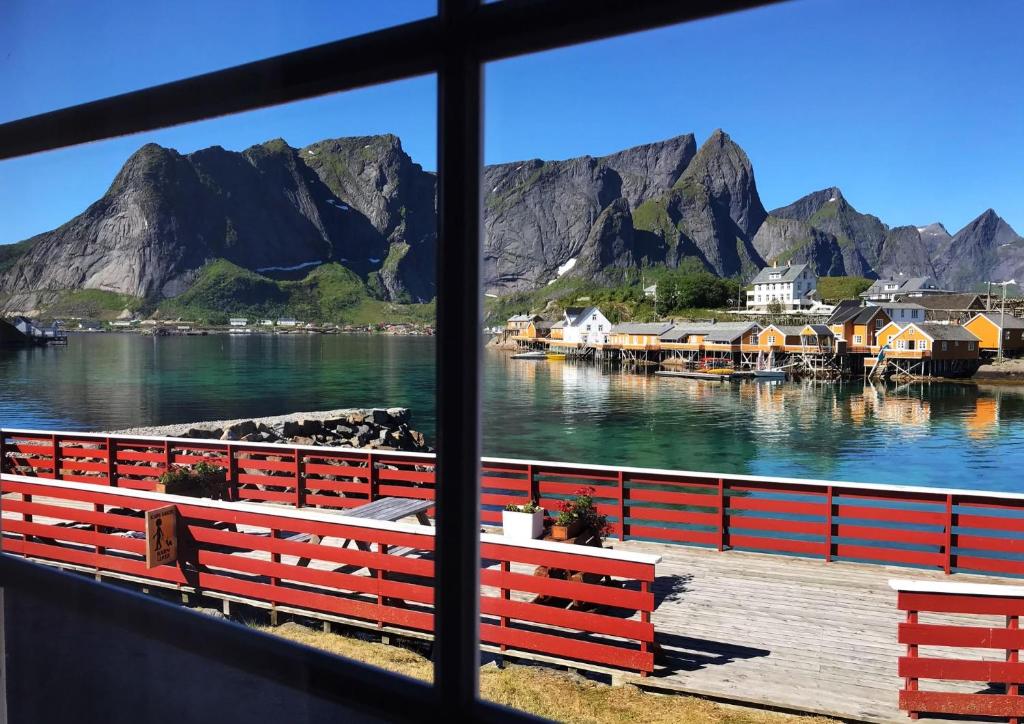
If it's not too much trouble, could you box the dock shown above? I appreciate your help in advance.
[654,370,731,381]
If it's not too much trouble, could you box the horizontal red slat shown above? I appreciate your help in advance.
[2,498,145,531]
[480,569,652,611]
[900,656,1024,681]
[480,543,654,581]
[627,506,718,527]
[730,516,824,536]
[236,458,296,473]
[956,513,1024,533]
[730,534,822,556]
[626,488,718,508]
[480,597,652,641]
[481,475,529,491]
[955,554,1024,577]
[834,543,942,567]
[59,447,109,460]
[627,525,718,546]
[900,690,1024,716]
[115,463,164,477]
[61,460,108,473]
[899,591,1024,615]
[302,462,370,478]
[728,497,823,516]
[376,468,434,484]
[835,504,945,526]
[899,622,1024,649]
[5,519,146,553]
[957,534,1024,554]
[116,451,164,463]
[481,623,651,672]
[376,485,434,500]
[834,523,945,547]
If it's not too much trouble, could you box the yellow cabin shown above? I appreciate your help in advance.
[887,323,980,360]
[963,313,1024,355]
[607,322,675,349]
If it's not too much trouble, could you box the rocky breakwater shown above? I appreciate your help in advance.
[118,408,431,453]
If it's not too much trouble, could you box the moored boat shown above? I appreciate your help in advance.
[511,351,548,360]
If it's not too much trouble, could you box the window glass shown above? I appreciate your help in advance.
[0,1,437,123]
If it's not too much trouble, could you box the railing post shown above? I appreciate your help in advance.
[270,528,280,625]
[227,443,238,502]
[163,439,173,476]
[944,493,954,575]
[905,608,919,720]
[106,436,118,487]
[717,478,726,551]
[294,447,305,509]
[368,451,378,502]
[51,433,61,481]
[825,485,833,563]
[527,463,538,504]
[0,429,7,475]
[377,541,387,629]
[617,469,627,541]
[499,559,510,652]
[640,579,651,677]
[1009,614,1021,724]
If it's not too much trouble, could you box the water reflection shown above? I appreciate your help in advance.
[1,337,1023,491]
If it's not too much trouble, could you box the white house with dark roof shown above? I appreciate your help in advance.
[747,263,817,311]
[561,306,611,346]
[860,275,951,301]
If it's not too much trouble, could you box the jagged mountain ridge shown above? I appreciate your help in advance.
[0,130,1020,315]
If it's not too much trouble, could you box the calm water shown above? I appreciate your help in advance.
[3,333,1024,491]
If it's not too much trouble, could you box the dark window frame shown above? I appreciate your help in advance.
[0,0,778,714]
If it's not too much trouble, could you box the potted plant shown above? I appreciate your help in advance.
[551,486,610,540]
[157,462,228,499]
[502,500,544,540]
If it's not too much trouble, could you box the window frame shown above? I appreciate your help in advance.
[0,0,779,713]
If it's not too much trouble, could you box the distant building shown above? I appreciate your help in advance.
[963,312,1024,356]
[561,307,611,346]
[827,305,891,349]
[229,317,249,327]
[505,313,542,336]
[110,320,133,328]
[520,320,554,339]
[897,293,985,322]
[277,318,299,327]
[607,322,674,349]
[887,322,980,359]
[643,284,657,299]
[260,319,274,326]
[868,301,926,324]
[860,275,950,302]
[747,263,817,311]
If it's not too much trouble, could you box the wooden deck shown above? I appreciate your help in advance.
[614,539,1018,723]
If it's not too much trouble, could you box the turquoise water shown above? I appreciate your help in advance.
[3,333,1023,491]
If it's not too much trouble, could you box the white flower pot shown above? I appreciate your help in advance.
[502,509,544,540]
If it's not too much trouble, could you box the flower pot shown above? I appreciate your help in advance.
[550,519,585,541]
[502,509,544,540]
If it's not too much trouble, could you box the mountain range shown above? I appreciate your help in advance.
[1,130,1021,317]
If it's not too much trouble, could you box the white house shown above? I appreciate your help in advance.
[868,301,926,324]
[561,306,611,346]
[277,317,299,327]
[860,275,950,302]
[229,317,249,327]
[746,263,817,311]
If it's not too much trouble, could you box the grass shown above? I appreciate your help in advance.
[257,622,833,724]
[46,289,145,319]
[817,276,873,302]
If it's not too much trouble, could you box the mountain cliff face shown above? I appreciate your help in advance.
[0,129,1019,316]
[934,210,1024,290]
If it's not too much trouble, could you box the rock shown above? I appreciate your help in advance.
[185,427,218,439]
[225,420,257,439]
[241,433,263,442]
[371,409,393,426]
[386,408,410,425]
[291,436,316,447]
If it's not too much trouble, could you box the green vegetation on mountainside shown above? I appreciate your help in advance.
[816,276,873,302]
[48,289,144,319]
[484,261,739,326]
[156,259,432,325]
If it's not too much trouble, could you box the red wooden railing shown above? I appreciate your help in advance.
[0,473,658,675]
[893,579,1024,721]
[6,427,1024,577]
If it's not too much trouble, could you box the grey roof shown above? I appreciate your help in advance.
[861,276,948,297]
[972,312,1024,329]
[903,293,984,311]
[825,300,863,325]
[878,302,927,310]
[507,313,541,322]
[913,323,980,341]
[610,322,675,335]
[551,320,565,329]
[565,306,602,326]
[704,323,760,342]
[534,321,556,330]
[853,306,888,324]
[767,325,805,336]
[750,263,810,285]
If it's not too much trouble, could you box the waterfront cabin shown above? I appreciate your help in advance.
[875,321,904,349]
[549,320,565,340]
[562,306,611,346]
[607,322,674,350]
[963,312,1024,356]
[520,320,554,339]
[505,313,541,337]
[277,317,300,327]
[798,324,835,350]
[756,325,803,351]
[229,317,249,327]
[704,322,761,351]
[746,263,817,311]
[827,305,890,350]
[260,319,274,326]
[860,275,950,302]
[887,323,980,360]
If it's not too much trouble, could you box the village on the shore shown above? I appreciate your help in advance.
[502,264,1024,380]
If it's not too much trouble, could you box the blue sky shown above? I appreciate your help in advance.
[1,0,1021,247]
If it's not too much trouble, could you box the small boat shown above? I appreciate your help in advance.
[546,353,566,361]
[511,351,548,360]
[656,370,731,381]
[753,369,786,380]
